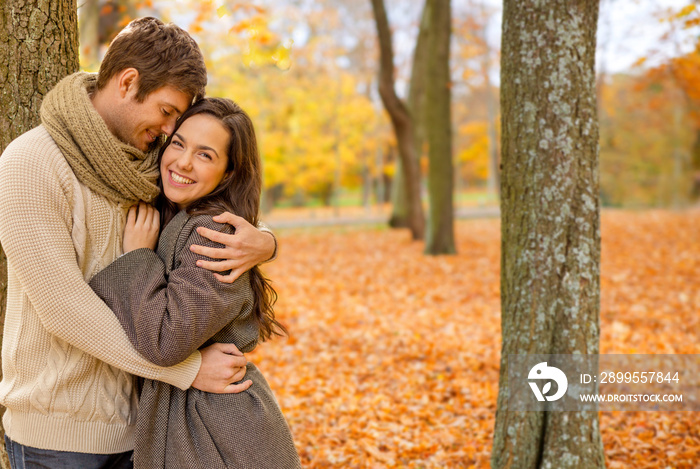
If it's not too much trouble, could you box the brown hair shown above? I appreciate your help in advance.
[97,17,207,102]
[157,98,287,342]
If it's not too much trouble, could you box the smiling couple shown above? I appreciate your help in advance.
[0,17,300,469]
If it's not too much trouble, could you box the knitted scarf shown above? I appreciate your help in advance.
[40,72,161,205]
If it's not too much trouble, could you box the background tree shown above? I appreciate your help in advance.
[0,1,79,466]
[389,2,430,229]
[492,1,605,468]
[424,0,455,255]
[370,0,426,240]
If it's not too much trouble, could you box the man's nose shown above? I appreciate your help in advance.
[162,117,177,137]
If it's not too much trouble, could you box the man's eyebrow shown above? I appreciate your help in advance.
[172,133,220,158]
[163,101,184,115]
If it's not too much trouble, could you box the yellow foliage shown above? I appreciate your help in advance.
[457,121,490,181]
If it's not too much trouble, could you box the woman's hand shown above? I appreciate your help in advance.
[123,202,160,253]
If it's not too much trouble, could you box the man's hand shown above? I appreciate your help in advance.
[190,212,276,284]
[191,343,253,393]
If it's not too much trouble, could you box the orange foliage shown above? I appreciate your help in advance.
[247,211,700,467]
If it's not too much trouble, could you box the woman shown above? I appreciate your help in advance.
[89,98,301,468]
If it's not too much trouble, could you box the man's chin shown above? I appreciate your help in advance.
[131,138,158,153]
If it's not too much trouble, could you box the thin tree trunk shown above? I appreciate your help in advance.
[482,28,500,197]
[492,1,604,468]
[370,0,425,240]
[0,1,79,465]
[424,0,455,255]
[389,2,431,229]
[388,159,409,227]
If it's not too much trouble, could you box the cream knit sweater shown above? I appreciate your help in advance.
[0,126,202,454]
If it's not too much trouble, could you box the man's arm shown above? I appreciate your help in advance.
[190,212,277,283]
[0,142,244,392]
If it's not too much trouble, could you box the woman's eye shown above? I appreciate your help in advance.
[172,140,183,148]
[199,152,212,160]
[162,109,171,116]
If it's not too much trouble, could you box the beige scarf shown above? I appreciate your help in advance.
[40,72,161,205]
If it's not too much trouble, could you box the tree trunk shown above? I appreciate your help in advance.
[0,1,79,465]
[492,1,604,468]
[389,2,431,229]
[482,33,500,197]
[424,0,455,255]
[370,0,425,240]
[388,159,409,227]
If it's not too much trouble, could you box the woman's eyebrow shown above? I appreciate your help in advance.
[197,144,220,158]
[173,133,219,158]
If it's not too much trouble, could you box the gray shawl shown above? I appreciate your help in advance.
[89,211,300,468]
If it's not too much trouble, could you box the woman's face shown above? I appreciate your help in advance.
[160,113,230,209]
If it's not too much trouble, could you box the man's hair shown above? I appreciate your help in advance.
[97,17,207,102]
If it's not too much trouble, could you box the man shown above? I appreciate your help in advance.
[0,18,275,468]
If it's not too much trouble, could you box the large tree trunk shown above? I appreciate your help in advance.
[370,0,425,240]
[0,1,79,466]
[389,2,431,229]
[424,0,455,255]
[492,1,604,468]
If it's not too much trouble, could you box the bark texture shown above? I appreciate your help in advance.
[492,1,604,468]
[370,0,425,240]
[424,0,455,255]
[0,1,79,465]
[389,2,430,229]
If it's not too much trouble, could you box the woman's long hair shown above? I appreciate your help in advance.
[156,97,286,341]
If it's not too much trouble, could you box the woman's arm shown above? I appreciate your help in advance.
[89,215,254,367]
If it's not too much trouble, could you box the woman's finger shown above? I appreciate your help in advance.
[144,204,154,228]
[127,205,138,227]
[151,207,161,230]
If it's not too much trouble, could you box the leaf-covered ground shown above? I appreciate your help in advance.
[250,210,700,468]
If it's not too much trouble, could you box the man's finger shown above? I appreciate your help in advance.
[215,342,245,357]
[214,270,244,284]
[189,243,234,260]
[196,258,237,272]
[196,226,238,246]
[212,212,244,226]
[223,379,252,394]
[231,367,247,383]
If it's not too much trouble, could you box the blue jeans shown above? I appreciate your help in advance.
[4,435,133,469]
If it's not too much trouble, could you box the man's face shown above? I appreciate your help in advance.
[112,86,192,152]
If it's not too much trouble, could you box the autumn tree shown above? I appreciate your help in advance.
[389,2,430,229]
[0,1,79,466]
[370,0,426,240]
[492,1,605,468]
[424,0,455,255]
